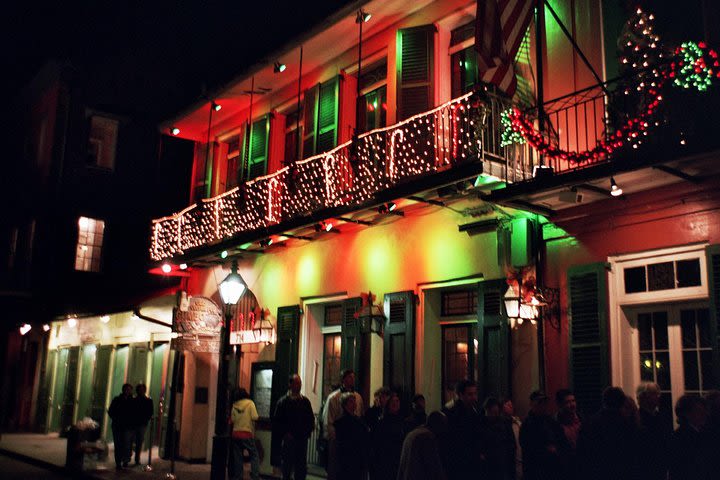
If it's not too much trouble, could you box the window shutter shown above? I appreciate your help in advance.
[90,345,113,430]
[247,116,269,181]
[302,85,319,158]
[316,77,339,154]
[60,346,80,433]
[477,279,510,400]
[341,297,363,385]
[568,263,610,416]
[397,25,435,120]
[705,245,720,387]
[270,305,301,466]
[383,291,416,409]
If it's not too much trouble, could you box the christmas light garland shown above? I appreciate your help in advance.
[151,92,485,260]
[500,9,719,164]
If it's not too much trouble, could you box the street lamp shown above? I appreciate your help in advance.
[210,260,246,480]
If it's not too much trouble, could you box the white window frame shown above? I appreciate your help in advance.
[75,216,105,272]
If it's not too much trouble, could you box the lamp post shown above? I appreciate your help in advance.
[210,260,246,480]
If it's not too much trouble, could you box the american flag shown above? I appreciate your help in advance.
[475,0,535,96]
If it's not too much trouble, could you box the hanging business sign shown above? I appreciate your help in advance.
[173,296,222,352]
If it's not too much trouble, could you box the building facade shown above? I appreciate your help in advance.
[147,0,720,473]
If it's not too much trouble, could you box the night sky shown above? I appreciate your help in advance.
[5,0,354,119]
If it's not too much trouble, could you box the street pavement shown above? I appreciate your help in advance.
[0,452,73,479]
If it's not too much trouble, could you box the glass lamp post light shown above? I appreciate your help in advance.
[356,291,385,335]
[210,260,246,480]
[503,283,539,328]
[252,309,276,345]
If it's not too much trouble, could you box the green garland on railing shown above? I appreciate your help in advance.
[500,109,526,147]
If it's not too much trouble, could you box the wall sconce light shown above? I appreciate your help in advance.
[171,127,180,136]
[212,101,222,112]
[273,62,286,73]
[356,9,371,23]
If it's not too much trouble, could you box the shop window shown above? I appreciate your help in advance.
[441,289,478,316]
[75,216,104,272]
[322,333,342,401]
[87,115,118,170]
[441,324,477,405]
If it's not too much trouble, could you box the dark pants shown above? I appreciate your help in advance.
[281,436,308,480]
[132,424,148,464]
[111,425,132,467]
[230,437,260,480]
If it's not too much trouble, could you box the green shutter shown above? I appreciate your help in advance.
[247,116,269,180]
[106,345,128,441]
[383,291,416,408]
[316,77,339,154]
[302,85,319,158]
[270,305,301,466]
[60,346,80,432]
[159,349,178,458]
[90,345,112,433]
[341,297,363,382]
[397,25,435,120]
[77,345,96,422]
[37,349,57,432]
[50,348,68,432]
[477,279,511,400]
[568,263,610,416]
[705,245,720,388]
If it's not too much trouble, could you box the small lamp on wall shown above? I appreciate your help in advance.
[355,291,385,335]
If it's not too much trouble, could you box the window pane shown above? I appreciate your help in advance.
[324,305,342,326]
[701,350,716,390]
[647,262,675,291]
[676,259,701,288]
[443,326,470,405]
[441,289,478,316]
[697,309,712,347]
[681,309,697,348]
[638,313,652,350]
[655,351,671,389]
[624,267,646,293]
[683,351,699,390]
[653,311,669,350]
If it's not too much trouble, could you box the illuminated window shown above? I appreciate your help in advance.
[358,60,387,133]
[75,217,104,272]
[323,333,342,401]
[87,116,118,170]
[441,324,477,405]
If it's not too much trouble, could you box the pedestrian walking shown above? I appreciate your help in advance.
[321,369,363,480]
[370,392,404,480]
[273,374,315,480]
[108,383,134,470]
[230,388,260,480]
[397,411,448,480]
[334,392,369,480]
[129,383,153,466]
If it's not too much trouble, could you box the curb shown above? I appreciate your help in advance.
[0,447,104,480]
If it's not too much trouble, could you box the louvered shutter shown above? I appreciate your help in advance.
[341,298,363,385]
[383,291,416,409]
[302,85,319,158]
[90,345,112,430]
[477,279,510,400]
[568,263,610,417]
[316,77,339,154]
[705,245,720,387]
[397,25,435,120]
[60,346,80,432]
[247,116,269,181]
[270,305,301,466]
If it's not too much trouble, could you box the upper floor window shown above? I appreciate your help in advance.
[302,77,339,158]
[450,22,479,98]
[358,60,388,133]
[284,109,302,165]
[75,216,104,272]
[87,116,118,170]
[225,135,242,190]
[246,116,270,181]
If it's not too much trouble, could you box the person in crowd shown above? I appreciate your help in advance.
[273,374,315,480]
[502,397,522,480]
[370,391,405,480]
[441,379,481,480]
[108,383,134,470]
[668,395,710,480]
[480,397,516,480]
[403,394,427,435]
[130,383,154,466]
[704,390,720,473]
[230,388,260,480]
[321,369,363,480]
[334,392,369,480]
[555,389,581,450]
[519,391,568,480]
[397,411,448,480]
[576,386,639,480]
[365,386,391,431]
[636,383,669,480]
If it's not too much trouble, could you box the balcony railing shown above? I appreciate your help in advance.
[151,91,549,261]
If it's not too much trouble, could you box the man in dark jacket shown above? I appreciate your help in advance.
[273,374,315,480]
[397,411,448,480]
[130,383,154,466]
[668,395,710,480]
[636,382,670,480]
[441,379,481,480]
[334,393,369,480]
[108,383,134,470]
[519,391,569,480]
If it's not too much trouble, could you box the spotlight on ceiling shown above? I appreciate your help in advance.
[161,263,172,274]
[220,250,229,259]
[273,62,286,73]
[171,127,180,136]
[610,177,623,197]
[179,263,188,270]
[356,9,371,23]
[378,203,403,216]
[212,102,222,112]
[259,238,273,247]
[67,316,78,328]
[100,315,110,323]
[19,323,32,336]
[42,324,51,332]
[387,202,397,212]
[314,221,333,232]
